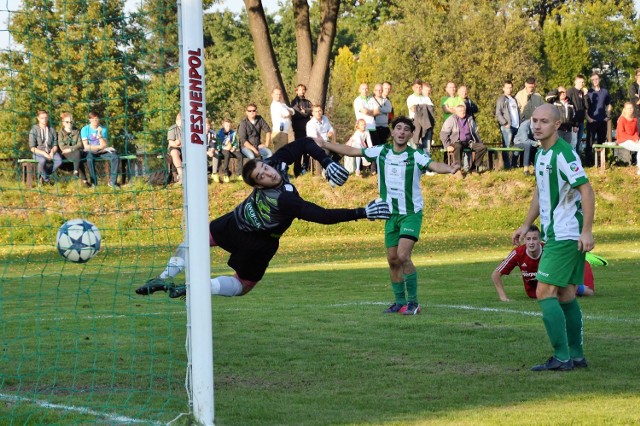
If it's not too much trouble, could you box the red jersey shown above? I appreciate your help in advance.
[496,244,595,298]
[496,245,541,298]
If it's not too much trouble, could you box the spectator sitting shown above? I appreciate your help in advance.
[81,111,120,189]
[616,102,640,175]
[345,118,372,177]
[440,104,488,175]
[548,88,576,148]
[216,118,243,183]
[238,103,272,160]
[28,109,62,185]
[57,111,91,187]
[492,224,595,302]
[167,112,183,184]
[513,119,540,176]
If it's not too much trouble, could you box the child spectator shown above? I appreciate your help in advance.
[346,119,372,177]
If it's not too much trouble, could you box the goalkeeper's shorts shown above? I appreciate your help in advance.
[209,212,279,282]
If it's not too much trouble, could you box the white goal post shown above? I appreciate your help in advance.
[178,0,215,424]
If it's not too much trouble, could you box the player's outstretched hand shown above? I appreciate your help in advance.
[325,161,349,187]
[365,198,391,220]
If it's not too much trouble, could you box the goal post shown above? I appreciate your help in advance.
[178,0,215,424]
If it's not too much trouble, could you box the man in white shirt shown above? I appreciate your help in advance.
[406,79,426,120]
[306,105,336,171]
[270,88,295,152]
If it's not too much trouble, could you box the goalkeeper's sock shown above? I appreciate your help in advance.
[159,243,186,279]
[404,272,418,304]
[211,276,244,297]
[538,297,570,361]
[561,298,585,360]
[391,281,407,306]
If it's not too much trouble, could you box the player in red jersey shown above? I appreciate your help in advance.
[492,224,594,301]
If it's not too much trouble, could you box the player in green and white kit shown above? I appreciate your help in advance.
[322,116,459,315]
[513,104,595,371]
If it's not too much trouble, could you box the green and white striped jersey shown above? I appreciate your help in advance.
[534,138,589,241]
[363,145,432,214]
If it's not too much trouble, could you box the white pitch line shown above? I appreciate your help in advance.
[329,301,640,324]
[0,393,163,425]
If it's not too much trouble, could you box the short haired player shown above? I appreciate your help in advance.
[135,137,391,298]
[512,104,595,372]
[320,116,459,315]
[492,224,594,302]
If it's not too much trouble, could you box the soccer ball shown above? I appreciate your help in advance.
[56,219,101,263]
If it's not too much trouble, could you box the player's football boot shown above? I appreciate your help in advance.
[402,302,421,315]
[383,303,406,313]
[530,356,574,372]
[135,277,171,295]
[169,284,186,299]
[572,358,588,368]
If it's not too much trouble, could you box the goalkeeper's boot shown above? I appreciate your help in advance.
[383,303,406,314]
[169,284,187,299]
[135,277,171,295]
[402,302,421,315]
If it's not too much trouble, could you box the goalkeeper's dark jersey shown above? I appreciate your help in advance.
[233,138,366,236]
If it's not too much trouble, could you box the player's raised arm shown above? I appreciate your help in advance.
[321,140,364,157]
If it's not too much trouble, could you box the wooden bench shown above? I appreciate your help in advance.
[593,143,624,170]
[18,154,137,187]
[487,147,525,170]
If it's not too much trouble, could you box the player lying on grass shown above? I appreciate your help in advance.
[319,116,459,315]
[492,224,595,302]
[135,137,391,298]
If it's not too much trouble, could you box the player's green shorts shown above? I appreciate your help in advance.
[536,239,585,287]
[384,211,423,248]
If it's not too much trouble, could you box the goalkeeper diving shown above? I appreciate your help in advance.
[135,137,390,298]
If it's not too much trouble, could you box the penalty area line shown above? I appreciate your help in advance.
[329,302,640,324]
[0,393,163,425]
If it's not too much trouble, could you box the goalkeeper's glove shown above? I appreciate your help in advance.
[324,161,349,187]
[365,198,391,220]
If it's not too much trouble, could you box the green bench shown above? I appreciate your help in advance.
[18,154,137,187]
[487,147,525,170]
[593,143,624,170]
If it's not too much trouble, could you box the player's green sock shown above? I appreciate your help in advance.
[391,281,406,305]
[403,272,418,303]
[538,297,570,361]
[561,298,584,360]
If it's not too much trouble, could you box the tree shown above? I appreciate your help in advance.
[542,20,591,89]
[243,0,340,107]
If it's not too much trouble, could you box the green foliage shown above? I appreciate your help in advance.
[327,46,357,140]
[542,18,591,89]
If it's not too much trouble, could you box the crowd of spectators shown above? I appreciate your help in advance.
[26,70,640,187]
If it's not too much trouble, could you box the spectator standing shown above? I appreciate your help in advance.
[270,88,295,153]
[382,81,394,122]
[515,77,544,122]
[513,119,540,176]
[57,112,90,187]
[167,112,183,183]
[566,75,588,152]
[372,83,393,144]
[616,102,640,175]
[81,111,120,189]
[458,85,479,119]
[28,110,62,184]
[440,81,460,121]
[354,83,380,172]
[551,87,576,147]
[440,104,488,174]
[238,103,272,160]
[406,78,426,120]
[413,82,436,152]
[496,80,520,169]
[291,84,314,175]
[585,73,611,167]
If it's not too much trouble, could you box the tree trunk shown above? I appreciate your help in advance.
[306,0,340,108]
[244,0,288,102]
[293,0,313,86]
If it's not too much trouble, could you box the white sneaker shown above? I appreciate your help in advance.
[636,168,640,176]
[424,171,436,176]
